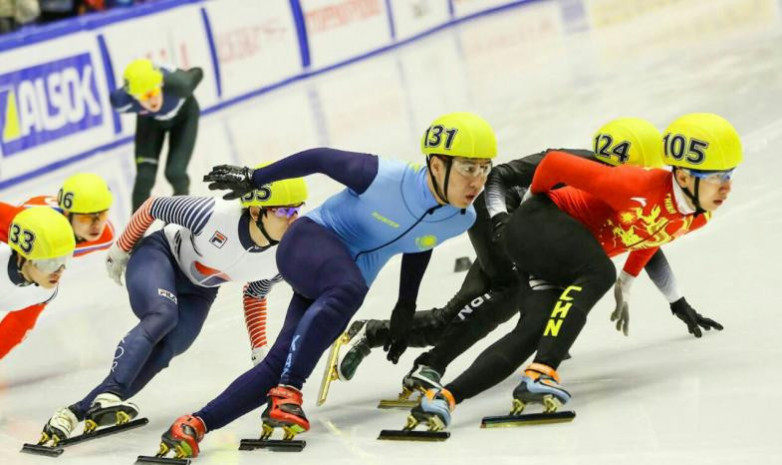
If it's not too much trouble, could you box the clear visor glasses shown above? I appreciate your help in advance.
[452,158,493,178]
[268,205,303,218]
[30,256,69,274]
[688,169,734,185]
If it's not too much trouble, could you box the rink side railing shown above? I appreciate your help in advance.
[0,0,538,189]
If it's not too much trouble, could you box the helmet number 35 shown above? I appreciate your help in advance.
[664,134,709,165]
[424,125,459,151]
[9,224,35,254]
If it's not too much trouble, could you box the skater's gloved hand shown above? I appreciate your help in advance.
[385,302,415,364]
[251,345,267,366]
[671,297,723,338]
[610,271,634,336]
[203,165,256,200]
[105,244,130,286]
[490,212,511,244]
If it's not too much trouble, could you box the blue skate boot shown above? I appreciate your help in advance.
[511,363,571,415]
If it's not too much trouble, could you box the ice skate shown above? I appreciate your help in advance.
[136,414,205,465]
[378,388,453,442]
[378,364,443,409]
[38,406,79,446]
[84,392,140,433]
[317,320,370,406]
[481,363,575,428]
[240,385,308,452]
[22,404,148,457]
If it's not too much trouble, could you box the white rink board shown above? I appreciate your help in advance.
[302,0,392,70]
[389,0,451,40]
[204,0,303,99]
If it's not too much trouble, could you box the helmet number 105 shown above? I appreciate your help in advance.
[664,134,709,165]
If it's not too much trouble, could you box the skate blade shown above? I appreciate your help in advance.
[239,438,306,452]
[135,456,191,465]
[377,399,419,409]
[20,443,65,457]
[317,334,350,407]
[377,429,450,442]
[480,410,576,428]
[20,418,149,456]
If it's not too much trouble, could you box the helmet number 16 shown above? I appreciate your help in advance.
[424,125,459,151]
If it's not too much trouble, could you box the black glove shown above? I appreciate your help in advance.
[670,297,723,338]
[384,302,415,364]
[203,165,256,200]
[490,212,511,244]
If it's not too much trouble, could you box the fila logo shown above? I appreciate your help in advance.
[157,288,178,304]
[210,231,227,248]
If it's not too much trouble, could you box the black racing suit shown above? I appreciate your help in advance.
[110,66,203,211]
[362,149,682,380]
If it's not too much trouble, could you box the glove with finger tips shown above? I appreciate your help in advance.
[490,212,511,244]
[105,244,130,287]
[611,273,633,336]
[671,297,723,338]
[203,165,256,200]
[384,302,415,364]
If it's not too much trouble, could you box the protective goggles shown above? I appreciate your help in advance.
[30,256,69,274]
[688,169,735,185]
[268,205,303,218]
[72,210,110,225]
[133,86,161,101]
[452,158,493,178]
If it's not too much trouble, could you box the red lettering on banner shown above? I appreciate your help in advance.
[217,20,288,64]
[305,0,382,33]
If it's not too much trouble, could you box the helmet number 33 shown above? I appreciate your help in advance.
[9,224,35,254]
[424,125,459,151]
[664,134,709,165]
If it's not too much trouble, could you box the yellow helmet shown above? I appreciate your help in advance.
[123,59,163,99]
[421,112,497,160]
[58,173,113,214]
[662,113,743,171]
[593,117,664,168]
[8,207,75,261]
[240,164,308,208]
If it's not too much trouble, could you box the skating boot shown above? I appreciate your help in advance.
[39,406,80,446]
[22,404,148,457]
[337,320,373,381]
[481,363,576,428]
[84,392,139,433]
[378,364,443,409]
[239,385,308,452]
[143,414,206,462]
[378,388,454,442]
[317,320,372,405]
[511,363,571,414]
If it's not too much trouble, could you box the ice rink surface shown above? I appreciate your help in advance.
[2,0,782,463]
